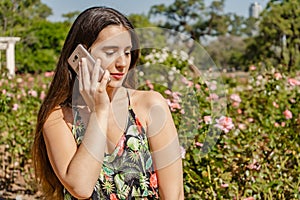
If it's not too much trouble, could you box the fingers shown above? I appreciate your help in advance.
[97,70,110,93]
[91,59,101,93]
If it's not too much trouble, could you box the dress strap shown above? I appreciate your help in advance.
[126,89,131,107]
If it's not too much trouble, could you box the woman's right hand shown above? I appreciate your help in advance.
[78,58,110,112]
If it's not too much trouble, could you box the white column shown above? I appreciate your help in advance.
[6,41,16,77]
[0,37,20,77]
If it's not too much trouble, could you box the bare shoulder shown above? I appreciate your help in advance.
[130,89,167,108]
[44,105,73,130]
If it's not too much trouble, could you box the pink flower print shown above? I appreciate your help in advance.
[288,78,300,86]
[117,135,126,156]
[150,173,158,188]
[214,116,234,133]
[110,193,118,200]
[283,109,293,119]
[244,197,255,200]
[135,117,143,134]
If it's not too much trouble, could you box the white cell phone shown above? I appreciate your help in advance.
[68,44,104,79]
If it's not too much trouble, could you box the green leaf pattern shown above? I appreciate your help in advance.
[64,107,159,199]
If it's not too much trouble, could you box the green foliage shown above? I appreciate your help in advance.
[205,35,247,70]
[244,0,300,72]
[0,72,53,194]
[0,0,52,35]
[1,51,300,199]
[15,20,70,72]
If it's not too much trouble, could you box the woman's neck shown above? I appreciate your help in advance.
[106,86,126,102]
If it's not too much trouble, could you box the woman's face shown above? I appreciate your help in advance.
[90,25,132,88]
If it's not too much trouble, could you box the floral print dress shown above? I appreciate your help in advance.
[64,91,160,200]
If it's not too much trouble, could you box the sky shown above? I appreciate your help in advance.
[41,0,268,22]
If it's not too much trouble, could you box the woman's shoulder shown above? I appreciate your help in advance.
[44,105,73,128]
[129,89,167,108]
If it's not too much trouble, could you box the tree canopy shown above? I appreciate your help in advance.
[244,0,300,71]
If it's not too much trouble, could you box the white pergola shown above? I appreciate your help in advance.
[0,37,21,77]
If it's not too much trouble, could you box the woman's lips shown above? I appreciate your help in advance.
[110,73,124,80]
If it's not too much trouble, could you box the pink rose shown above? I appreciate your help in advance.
[180,146,186,159]
[44,71,54,77]
[164,89,172,95]
[283,109,293,119]
[28,89,38,97]
[207,93,219,101]
[12,103,19,111]
[40,91,46,101]
[230,94,241,103]
[214,116,234,133]
[288,78,300,86]
[145,80,154,90]
[274,72,282,80]
[249,65,256,71]
[195,142,203,147]
[221,183,229,188]
[204,116,212,124]
[272,102,279,108]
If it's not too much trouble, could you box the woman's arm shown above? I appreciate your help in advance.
[43,59,111,199]
[43,107,108,199]
[145,91,184,200]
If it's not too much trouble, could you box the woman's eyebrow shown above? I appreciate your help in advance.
[101,45,132,50]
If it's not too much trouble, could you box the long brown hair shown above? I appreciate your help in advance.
[32,6,140,199]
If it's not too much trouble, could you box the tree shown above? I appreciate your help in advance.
[149,0,231,43]
[244,0,300,71]
[62,11,80,23]
[15,20,70,72]
[0,0,52,35]
[205,35,246,70]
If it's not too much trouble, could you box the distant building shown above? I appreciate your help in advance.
[249,2,262,18]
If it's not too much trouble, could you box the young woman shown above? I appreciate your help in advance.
[33,6,183,200]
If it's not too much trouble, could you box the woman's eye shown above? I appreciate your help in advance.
[125,51,131,56]
[105,51,115,56]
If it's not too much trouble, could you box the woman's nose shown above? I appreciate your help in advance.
[115,53,127,68]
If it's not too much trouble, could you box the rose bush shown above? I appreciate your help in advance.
[0,52,299,200]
